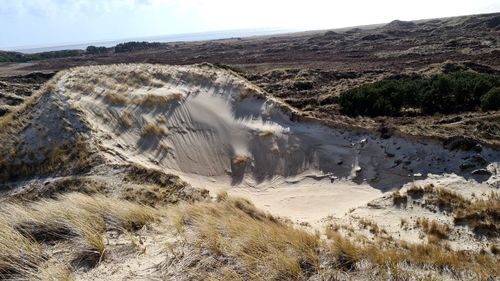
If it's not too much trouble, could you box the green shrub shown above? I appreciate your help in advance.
[86,46,108,54]
[339,71,499,117]
[0,50,83,62]
[480,87,500,111]
[114,41,162,53]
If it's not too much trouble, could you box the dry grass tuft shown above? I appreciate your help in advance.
[233,155,250,165]
[142,122,167,136]
[453,192,499,236]
[104,91,128,105]
[406,184,426,198]
[358,218,382,235]
[327,231,360,271]
[324,228,499,279]
[258,130,274,137]
[0,193,159,278]
[170,197,320,280]
[416,217,451,240]
[35,263,75,281]
[418,186,499,237]
[68,81,95,94]
[392,190,408,206]
[119,110,134,128]
[0,73,61,130]
[137,93,183,107]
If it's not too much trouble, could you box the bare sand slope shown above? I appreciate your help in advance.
[7,63,499,225]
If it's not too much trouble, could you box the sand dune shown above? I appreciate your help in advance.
[4,63,498,225]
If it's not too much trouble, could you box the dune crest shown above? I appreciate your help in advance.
[3,63,498,224]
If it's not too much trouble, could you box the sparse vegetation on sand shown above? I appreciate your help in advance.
[233,155,250,165]
[416,217,451,241]
[104,91,128,105]
[395,184,500,237]
[0,136,94,182]
[165,194,499,280]
[119,110,134,127]
[137,92,183,107]
[142,122,167,136]
[0,186,497,280]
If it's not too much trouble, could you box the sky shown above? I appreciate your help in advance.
[1,0,499,50]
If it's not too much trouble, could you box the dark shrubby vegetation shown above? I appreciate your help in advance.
[0,41,163,63]
[0,51,26,62]
[114,41,162,53]
[486,15,500,29]
[0,50,84,62]
[339,71,500,117]
[86,46,108,55]
[481,87,500,111]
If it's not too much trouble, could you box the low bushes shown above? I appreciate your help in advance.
[339,71,500,116]
[480,87,500,111]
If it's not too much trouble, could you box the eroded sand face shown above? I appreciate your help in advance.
[31,64,499,225]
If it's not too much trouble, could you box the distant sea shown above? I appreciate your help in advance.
[11,28,291,54]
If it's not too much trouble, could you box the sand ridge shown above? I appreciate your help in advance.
[10,63,499,225]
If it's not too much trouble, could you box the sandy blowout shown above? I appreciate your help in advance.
[10,63,499,225]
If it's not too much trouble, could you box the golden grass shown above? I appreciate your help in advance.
[142,122,167,136]
[137,93,183,107]
[68,81,95,94]
[35,263,75,281]
[327,231,360,271]
[170,194,498,280]
[413,185,499,236]
[104,91,128,105]
[119,110,134,128]
[258,130,273,137]
[358,218,382,235]
[0,219,43,277]
[453,192,499,236]
[416,217,451,240]
[0,193,159,278]
[233,155,250,165]
[0,73,60,131]
[171,196,321,280]
[324,229,499,279]
[392,190,408,206]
